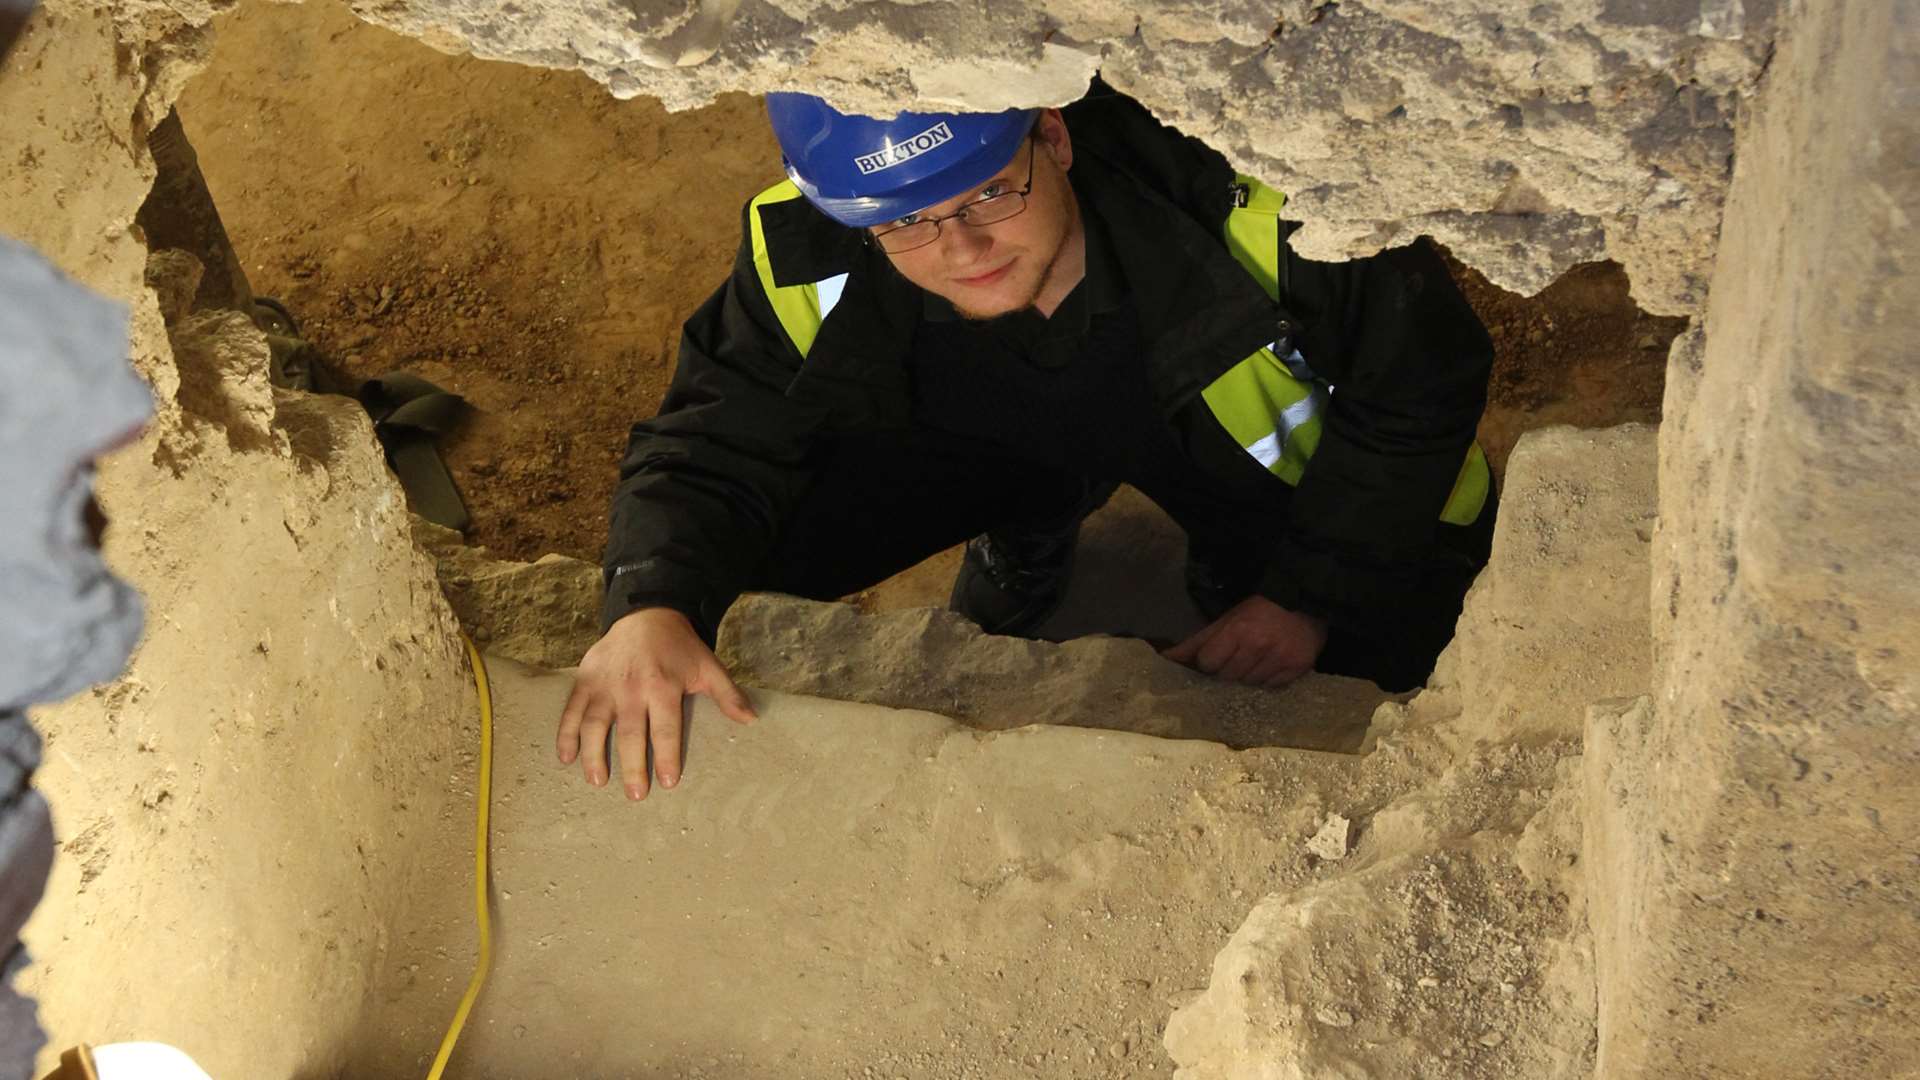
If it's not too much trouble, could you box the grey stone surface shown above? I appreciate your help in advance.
[1164,424,1660,1078]
[720,594,1393,752]
[1436,424,1657,744]
[412,516,604,670]
[1588,0,1920,1072]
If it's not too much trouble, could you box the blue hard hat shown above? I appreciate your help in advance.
[766,93,1040,228]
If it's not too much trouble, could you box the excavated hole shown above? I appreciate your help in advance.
[170,0,1687,757]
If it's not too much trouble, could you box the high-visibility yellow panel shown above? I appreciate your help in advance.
[1222,175,1288,301]
[748,180,825,358]
[1440,442,1491,525]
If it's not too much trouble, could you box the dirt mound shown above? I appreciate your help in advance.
[175,0,778,564]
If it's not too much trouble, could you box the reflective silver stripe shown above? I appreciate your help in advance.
[1244,430,1283,468]
[1276,386,1328,443]
[815,273,849,321]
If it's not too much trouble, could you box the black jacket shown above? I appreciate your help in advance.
[604,86,1493,647]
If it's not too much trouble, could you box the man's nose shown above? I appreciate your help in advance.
[938,219,993,263]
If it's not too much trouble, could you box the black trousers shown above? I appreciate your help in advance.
[747,430,1495,692]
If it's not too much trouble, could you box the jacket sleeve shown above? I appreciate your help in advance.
[600,203,827,640]
[1255,237,1493,640]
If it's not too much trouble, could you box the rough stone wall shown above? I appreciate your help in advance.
[1163,424,1658,1079]
[1587,0,1920,1074]
[412,518,603,671]
[345,0,1773,314]
[1,4,473,1074]
[28,0,1775,313]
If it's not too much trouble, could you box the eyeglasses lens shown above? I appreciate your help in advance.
[961,193,1026,227]
[876,222,939,253]
[874,192,1029,253]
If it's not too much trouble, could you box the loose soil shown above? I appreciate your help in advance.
[179,0,1686,571]
[178,0,776,563]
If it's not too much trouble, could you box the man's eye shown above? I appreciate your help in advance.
[895,213,922,227]
[978,183,1007,199]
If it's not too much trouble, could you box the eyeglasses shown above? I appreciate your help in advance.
[869,138,1037,254]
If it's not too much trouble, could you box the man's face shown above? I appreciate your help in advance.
[875,111,1080,320]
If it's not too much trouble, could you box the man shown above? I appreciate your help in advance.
[558,82,1496,800]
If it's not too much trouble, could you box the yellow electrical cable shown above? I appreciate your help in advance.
[426,634,495,1080]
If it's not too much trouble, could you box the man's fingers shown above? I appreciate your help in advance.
[615,700,652,801]
[648,685,686,789]
[556,681,589,764]
[578,703,614,787]
[1162,634,1204,664]
[1218,643,1267,683]
[1194,628,1243,674]
[1163,620,1221,664]
[700,662,758,725]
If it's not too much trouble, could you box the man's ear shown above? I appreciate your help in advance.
[1037,108,1073,172]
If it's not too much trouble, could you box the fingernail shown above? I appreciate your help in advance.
[626,784,642,800]
[661,774,678,789]
[590,771,605,787]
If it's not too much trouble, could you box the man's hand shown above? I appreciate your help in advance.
[556,607,757,800]
[1163,595,1329,687]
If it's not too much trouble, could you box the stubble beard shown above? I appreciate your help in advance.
[949,237,1062,321]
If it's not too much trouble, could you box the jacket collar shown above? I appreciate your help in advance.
[763,121,1284,422]
[1069,146,1281,410]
